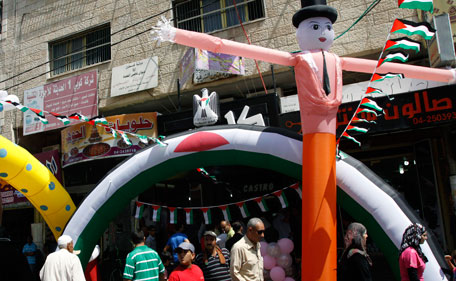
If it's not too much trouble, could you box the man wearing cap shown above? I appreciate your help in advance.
[39,234,86,281]
[195,231,231,281]
[168,242,204,281]
[123,231,165,281]
[230,218,265,281]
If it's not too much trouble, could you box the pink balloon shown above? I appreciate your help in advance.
[263,255,277,270]
[278,238,294,254]
[270,266,286,281]
[267,242,281,258]
[260,241,269,256]
[284,278,295,281]
[277,253,293,269]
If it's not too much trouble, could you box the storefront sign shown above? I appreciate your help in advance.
[279,85,456,135]
[23,70,98,135]
[179,48,245,88]
[34,150,63,184]
[61,112,157,167]
[111,57,159,97]
[0,179,30,209]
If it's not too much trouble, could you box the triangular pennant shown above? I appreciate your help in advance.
[135,202,144,219]
[184,208,194,224]
[377,52,409,67]
[360,97,383,112]
[398,0,433,12]
[371,73,404,82]
[365,87,384,95]
[5,100,29,112]
[168,207,177,224]
[201,208,212,224]
[49,112,71,125]
[88,115,108,125]
[69,113,90,122]
[235,202,250,218]
[254,197,269,212]
[30,108,49,124]
[118,130,133,146]
[341,132,361,146]
[384,37,420,53]
[273,190,289,209]
[219,206,231,221]
[391,19,435,40]
[356,107,379,117]
[152,205,161,222]
[346,125,369,133]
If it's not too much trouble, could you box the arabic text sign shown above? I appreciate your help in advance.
[111,57,158,97]
[61,112,158,167]
[336,85,456,134]
[23,70,98,135]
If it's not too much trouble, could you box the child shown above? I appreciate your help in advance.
[160,251,174,280]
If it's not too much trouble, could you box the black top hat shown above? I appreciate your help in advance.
[292,0,338,28]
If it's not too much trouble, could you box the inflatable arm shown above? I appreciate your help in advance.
[342,57,456,83]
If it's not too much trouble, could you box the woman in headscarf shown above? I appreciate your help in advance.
[338,222,372,281]
[399,223,428,281]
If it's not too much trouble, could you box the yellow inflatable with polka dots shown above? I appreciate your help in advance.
[0,134,75,239]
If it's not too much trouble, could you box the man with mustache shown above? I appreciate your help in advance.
[195,231,231,281]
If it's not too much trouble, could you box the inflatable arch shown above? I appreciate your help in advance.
[59,125,447,280]
[0,135,75,239]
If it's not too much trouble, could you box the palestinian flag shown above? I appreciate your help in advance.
[138,135,150,144]
[118,130,132,146]
[346,125,369,134]
[135,202,144,219]
[254,197,269,212]
[152,205,161,222]
[384,37,420,53]
[219,206,232,222]
[111,129,119,139]
[378,52,409,67]
[391,19,435,40]
[201,208,212,224]
[356,107,379,117]
[30,108,49,124]
[341,132,361,146]
[5,100,28,112]
[273,190,289,209]
[88,115,108,125]
[152,137,167,147]
[398,0,433,12]
[168,207,178,224]
[360,97,383,112]
[289,183,302,199]
[49,112,70,125]
[352,116,377,124]
[69,113,90,122]
[235,202,250,218]
[371,73,404,82]
[365,87,384,95]
[184,208,194,224]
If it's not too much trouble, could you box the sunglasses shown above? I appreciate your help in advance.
[256,230,265,235]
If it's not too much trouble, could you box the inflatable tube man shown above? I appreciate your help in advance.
[152,0,456,280]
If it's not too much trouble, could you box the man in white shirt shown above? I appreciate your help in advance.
[39,235,86,281]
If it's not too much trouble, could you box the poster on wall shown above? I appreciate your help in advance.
[0,179,30,209]
[61,112,158,167]
[110,57,159,97]
[23,70,98,135]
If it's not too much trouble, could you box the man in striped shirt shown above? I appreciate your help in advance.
[123,231,165,281]
[195,231,231,281]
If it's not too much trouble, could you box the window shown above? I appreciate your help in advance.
[49,24,111,76]
[174,0,264,33]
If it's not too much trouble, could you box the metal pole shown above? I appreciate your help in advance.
[270,65,277,94]
[177,79,181,112]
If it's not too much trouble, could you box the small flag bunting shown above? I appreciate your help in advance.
[135,202,144,219]
[391,19,435,40]
[341,132,361,146]
[235,202,250,218]
[201,208,212,224]
[49,112,71,125]
[219,206,231,221]
[346,125,369,133]
[273,190,289,209]
[118,130,133,146]
[89,115,109,125]
[30,108,49,124]
[69,113,90,122]
[5,100,28,112]
[289,183,302,199]
[384,37,420,53]
[378,52,409,67]
[366,87,384,95]
[360,98,383,112]
[184,208,194,224]
[152,205,161,222]
[169,207,178,224]
[398,0,433,13]
[112,129,119,139]
[356,107,379,117]
[254,197,269,212]
[371,73,404,82]
[352,116,377,124]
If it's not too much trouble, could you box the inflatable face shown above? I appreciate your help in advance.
[296,17,334,51]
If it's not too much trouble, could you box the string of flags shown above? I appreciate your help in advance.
[337,0,436,146]
[1,96,167,147]
[135,182,302,225]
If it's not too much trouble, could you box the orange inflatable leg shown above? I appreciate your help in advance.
[301,133,337,281]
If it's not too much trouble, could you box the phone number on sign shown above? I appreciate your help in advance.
[413,112,456,125]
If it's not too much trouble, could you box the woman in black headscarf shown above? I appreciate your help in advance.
[338,222,373,281]
[399,223,428,281]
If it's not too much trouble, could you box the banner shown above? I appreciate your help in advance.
[23,70,98,135]
[61,112,158,167]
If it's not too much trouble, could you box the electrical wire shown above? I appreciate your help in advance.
[335,0,382,40]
